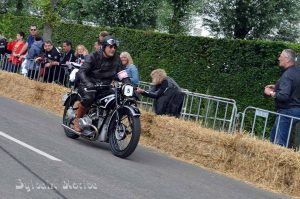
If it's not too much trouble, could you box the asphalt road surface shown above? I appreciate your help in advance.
[0,96,289,199]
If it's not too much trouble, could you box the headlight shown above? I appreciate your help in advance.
[122,85,134,97]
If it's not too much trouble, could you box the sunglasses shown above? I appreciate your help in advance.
[108,45,117,49]
[30,29,37,31]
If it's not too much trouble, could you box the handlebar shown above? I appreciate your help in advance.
[60,62,81,69]
[84,84,111,92]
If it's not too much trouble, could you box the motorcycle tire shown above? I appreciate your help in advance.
[63,98,80,139]
[109,107,141,158]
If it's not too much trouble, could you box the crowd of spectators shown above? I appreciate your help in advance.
[0,27,140,88]
[0,26,186,119]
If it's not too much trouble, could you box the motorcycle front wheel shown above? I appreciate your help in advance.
[63,97,80,139]
[109,107,141,158]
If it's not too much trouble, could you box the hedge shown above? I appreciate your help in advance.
[1,14,300,111]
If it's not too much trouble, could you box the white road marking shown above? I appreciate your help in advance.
[0,131,62,162]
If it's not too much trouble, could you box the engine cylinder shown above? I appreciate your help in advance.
[78,116,93,129]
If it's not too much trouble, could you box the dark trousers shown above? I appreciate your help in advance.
[43,66,66,84]
[27,69,39,80]
[78,86,114,108]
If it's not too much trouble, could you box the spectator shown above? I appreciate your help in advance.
[136,69,185,117]
[18,24,42,56]
[264,49,300,147]
[6,32,26,73]
[98,31,109,45]
[67,45,89,87]
[75,44,89,65]
[24,35,43,79]
[120,51,139,86]
[38,40,61,83]
[94,40,101,52]
[58,40,76,85]
[61,40,76,64]
[0,32,7,56]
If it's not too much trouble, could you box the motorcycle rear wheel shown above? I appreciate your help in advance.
[109,108,141,158]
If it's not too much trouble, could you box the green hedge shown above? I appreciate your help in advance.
[1,14,300,111]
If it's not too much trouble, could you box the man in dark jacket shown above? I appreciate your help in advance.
[264,49,300,146]
[60,40,76,64]
[0,32,6,56]
[36,40,61,83]
[74,36,130,135]
[59,40,76,85]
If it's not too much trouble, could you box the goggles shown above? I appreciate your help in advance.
[106,39,119,47]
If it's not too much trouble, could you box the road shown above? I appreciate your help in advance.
[0,96,289,199]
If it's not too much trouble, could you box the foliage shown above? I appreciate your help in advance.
[202,0,300,41]
[31,0,61,27]
[155,0,203,34]
[2,14,300,112]
[2,0,204,36]
[166,0,202,34]
[58,0,89,24]
[59,0,160,30]
[2,0,27,15]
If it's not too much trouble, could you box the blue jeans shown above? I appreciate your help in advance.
[270,108,300,146]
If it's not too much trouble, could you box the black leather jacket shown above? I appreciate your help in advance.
[0,38,6,55]
[78,50,128,87]
[142,77,183,115]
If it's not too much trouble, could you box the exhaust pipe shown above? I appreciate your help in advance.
[61,124,100,141]
[61,124,81,135]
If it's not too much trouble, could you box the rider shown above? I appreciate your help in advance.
[74,36,130,135]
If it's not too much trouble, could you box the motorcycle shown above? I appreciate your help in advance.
[61,63,141,158]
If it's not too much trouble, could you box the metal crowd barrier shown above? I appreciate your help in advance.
[239,106,300,151]
[137,81,154,112]
[0,54,72,87]
[181,91,238,132]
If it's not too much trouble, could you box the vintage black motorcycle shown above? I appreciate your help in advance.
[61,63,141,158]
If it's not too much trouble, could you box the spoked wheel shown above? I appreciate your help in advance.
[109,108,141,158]
[63,97,80,139]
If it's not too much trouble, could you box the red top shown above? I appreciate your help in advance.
[7,40,26,65]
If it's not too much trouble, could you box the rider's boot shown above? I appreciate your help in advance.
[74,102,86,132]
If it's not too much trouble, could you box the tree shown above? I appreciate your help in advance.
[167,0,193,34]
[0,0,8,14]
[60,0,162,30]
[59,0,161,30]
[155,0,203,34]
[202,0,300,41]
[0,0,31,15]
[58,0,89,24]
[16,0,24,15]
[32,0,62,41]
